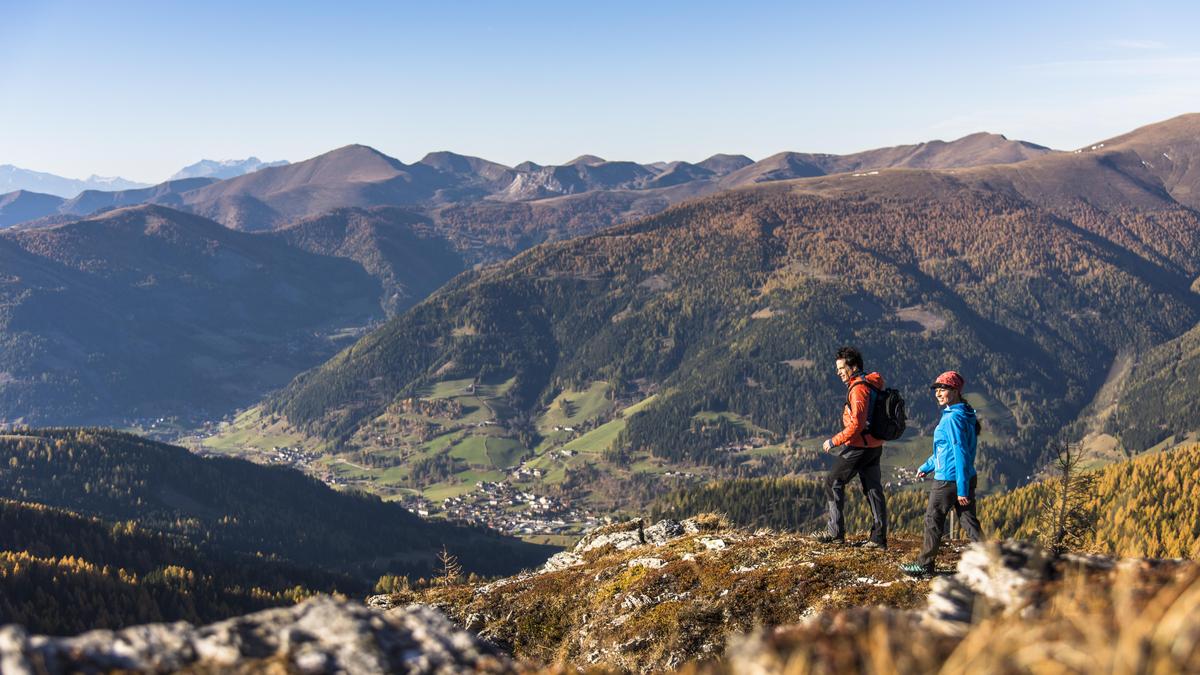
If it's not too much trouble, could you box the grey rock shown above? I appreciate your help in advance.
[0,595,514,674]
[919,540,1129,637]
[541,551,585,572]
[576,526,644,555]
[643,519,685,545]
[366,594,400,611]
[955,541,1055,611]
[628,557,667,569]
[621,593,654,611]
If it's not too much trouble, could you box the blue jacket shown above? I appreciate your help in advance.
[918,402,978,497]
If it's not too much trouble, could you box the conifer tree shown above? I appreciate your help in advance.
[1037,441,1096,555]
[437,546,462,587]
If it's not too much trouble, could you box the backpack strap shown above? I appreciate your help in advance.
[846,376,878,429]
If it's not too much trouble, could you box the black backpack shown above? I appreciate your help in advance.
[849,378,907,441]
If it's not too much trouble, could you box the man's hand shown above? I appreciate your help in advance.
[915,470,927,480]
[957,496,970,506]
[822,439,834,452]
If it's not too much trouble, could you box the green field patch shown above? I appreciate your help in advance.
[448,435,492,466]
[525,452,570,484]
[691,411,773,437]
[620,393,659,418]
[535,381,613,434]
[418,378,476,400]
[374,465,412,485]
[484,437,527,469]
[562,418,626,455]
[420,431,460,456]
[382,488,422,500]
[474,374,518,398]
[540,463,568,485]
[742,443,790,457]
[326,458,378,479]
[458,469,507,483]
[422,481,478,501]
[202,406,323,456]
[533,431,571,454]
[447,435,527,470]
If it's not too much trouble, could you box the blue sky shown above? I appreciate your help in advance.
[2,0,1198,182]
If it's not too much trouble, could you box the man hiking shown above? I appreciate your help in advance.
[901,370,984,576]
[813,346,888,549]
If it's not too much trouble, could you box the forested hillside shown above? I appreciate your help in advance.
[271,206,467,316]
[980,443,1200,557]
[0,499,334,635]
[266,182,1200,489]
[0,429,555,580]
[1109,322,1200,451]
[652,444,1200,559]
[0,205,382,425]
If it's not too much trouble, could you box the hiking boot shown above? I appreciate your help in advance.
[809,530,844,544]
[861,541,887,551]
[900,562,935,577]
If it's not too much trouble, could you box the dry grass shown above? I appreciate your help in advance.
[392,525,953,672]
[691,557,1200,675]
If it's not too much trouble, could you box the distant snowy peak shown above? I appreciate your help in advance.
[170,157,289,181]
[0,165,149,198]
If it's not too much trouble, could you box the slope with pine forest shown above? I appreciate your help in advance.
[0,205,386,425]
[0,428,555,582]
[253,141,1200,510]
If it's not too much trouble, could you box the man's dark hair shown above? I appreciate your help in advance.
[836,346,864,371]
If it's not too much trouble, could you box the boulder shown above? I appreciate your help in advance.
[0,595,513,674]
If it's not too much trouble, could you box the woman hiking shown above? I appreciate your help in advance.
[901,370,983,576]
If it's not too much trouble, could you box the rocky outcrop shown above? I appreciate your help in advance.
[371,516,1199,673]
[373,517,935,671]
[0,596,513,674]
[8,522,1191,674]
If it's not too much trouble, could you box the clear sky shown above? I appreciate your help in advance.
[2,0,1198,183]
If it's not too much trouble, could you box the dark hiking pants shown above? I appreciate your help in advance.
[824,445,887,545]
[916,475,983,568]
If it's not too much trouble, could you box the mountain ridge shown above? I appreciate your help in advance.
[1,127,1065,232]
[255,162,1200,512]
[170,157,289,181]
[0,204,385,424]
[0,164,149,199]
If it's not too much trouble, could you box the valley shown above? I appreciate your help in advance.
[195,371,1017,540]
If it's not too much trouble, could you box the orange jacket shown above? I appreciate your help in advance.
[830,371,886,448]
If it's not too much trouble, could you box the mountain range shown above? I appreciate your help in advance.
[3,116,1200,484]
[170,157,289,180]
[0,156,288,208]
[0,205,385,424]
[0,128,1075,425]
[0,165,149,199]
[0,131,1056,232]
[253,114,1200,507]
